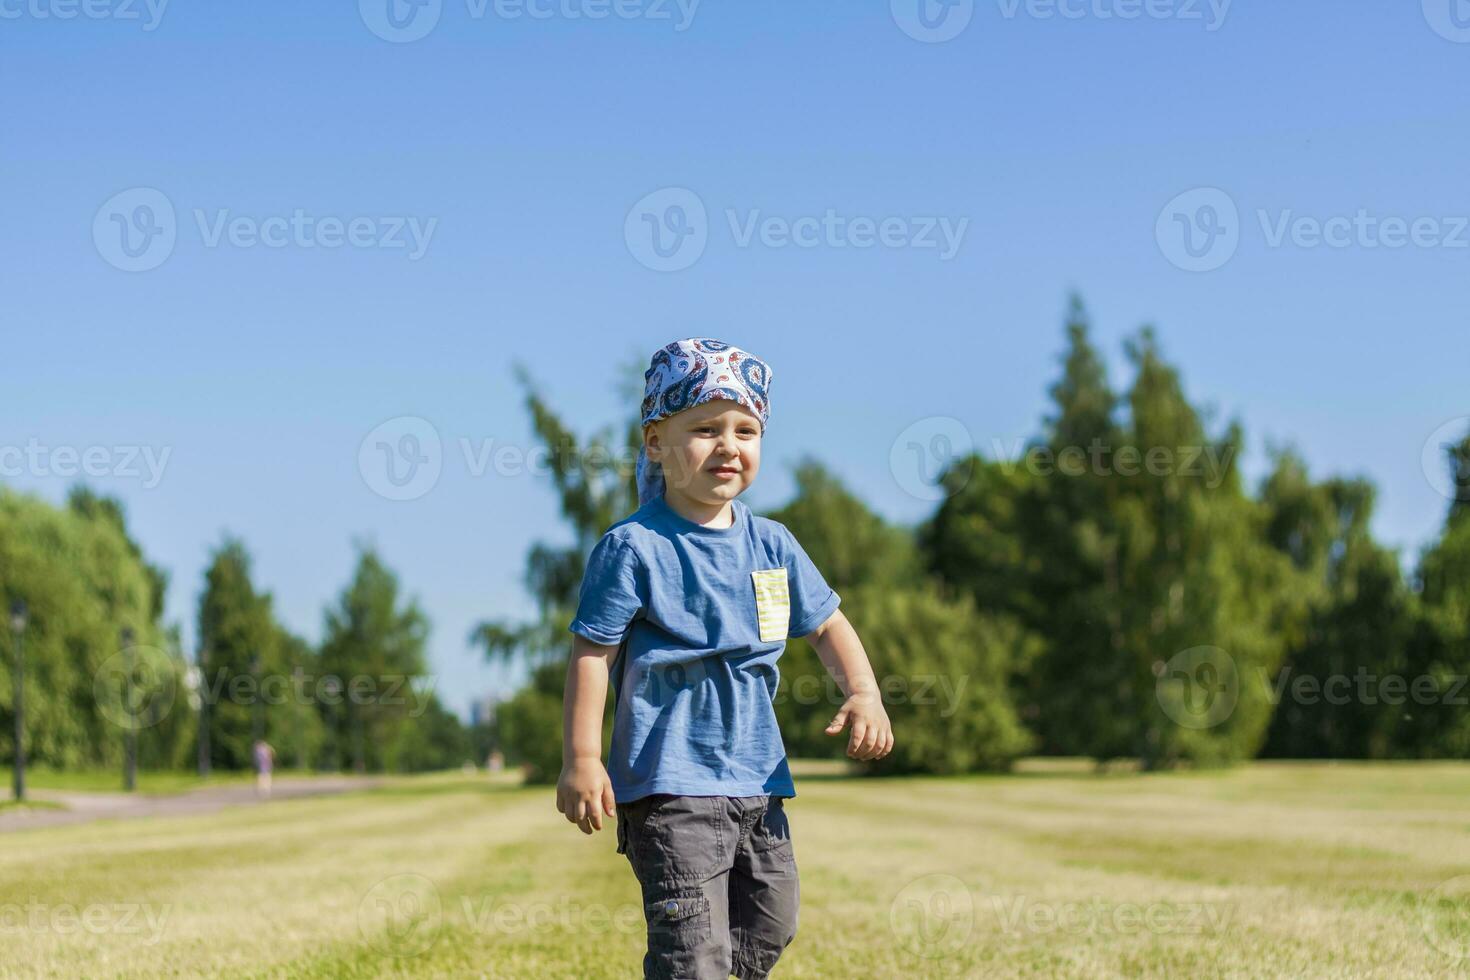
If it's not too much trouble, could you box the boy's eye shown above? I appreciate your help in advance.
[691,424,756,436]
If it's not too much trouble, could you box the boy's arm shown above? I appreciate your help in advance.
[808,609,894,762]
[555,634,620,834]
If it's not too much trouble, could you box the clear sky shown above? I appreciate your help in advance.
[4,1,1467,717]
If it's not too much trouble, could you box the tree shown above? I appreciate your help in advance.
[0,487,189,770]
[386,693,471,772]
[1393,431,1470,757]
[269,627,327,770]
[196,538,280,770]
[1027,298,1130,756]
[846,585,1035,774]
[767,461,1033,770]
[923,312,1304,768]
[318,544,430,773]
[1111,329,1301,767]
[470,361,642,780]
[67,486,170,626]
[1258,455,1411,758]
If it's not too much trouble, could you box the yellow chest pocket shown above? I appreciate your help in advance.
[751,568,791,643]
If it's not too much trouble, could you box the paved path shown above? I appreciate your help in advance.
[0,776,382,834]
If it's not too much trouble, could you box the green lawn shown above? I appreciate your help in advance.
[1,761,1468,978]
[20,767,301,795]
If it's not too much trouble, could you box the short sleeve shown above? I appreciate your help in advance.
[568,533,646,646]
[783,528,841,638]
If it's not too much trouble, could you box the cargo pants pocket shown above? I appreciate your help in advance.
[644,890,712,979]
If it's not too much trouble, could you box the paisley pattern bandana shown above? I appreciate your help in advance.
[636,338,773,507]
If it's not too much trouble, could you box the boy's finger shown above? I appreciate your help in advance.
[847,721,868,756]
[588,797,604,831]
[602,785,618,817]
[825,708,849,734]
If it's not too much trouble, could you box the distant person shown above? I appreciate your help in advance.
[556,338,894,978]
[253,740,276,799]
[487,750,504,772]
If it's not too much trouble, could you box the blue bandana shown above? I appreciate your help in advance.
[635,338,773,507]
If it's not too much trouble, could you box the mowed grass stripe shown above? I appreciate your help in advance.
[2,765,1468,977]
[0,780,555,978]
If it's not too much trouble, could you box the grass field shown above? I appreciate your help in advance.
[19,767,294,795]
[1,760,1468,978]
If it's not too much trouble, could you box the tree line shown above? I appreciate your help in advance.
[0,491,473,777]
[5,301,1466,780]
[480,299,1470,779]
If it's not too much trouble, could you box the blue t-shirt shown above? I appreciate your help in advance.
[568,494,840,803]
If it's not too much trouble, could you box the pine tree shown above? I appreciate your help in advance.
[318,545,430,773]
[196,539,279,770]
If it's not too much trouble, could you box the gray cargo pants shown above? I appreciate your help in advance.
[616,793,800,979]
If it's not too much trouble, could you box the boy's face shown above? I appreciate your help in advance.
[645,400,762,506]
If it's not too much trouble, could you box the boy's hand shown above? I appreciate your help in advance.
[824,691,894,761]
[555,757,617,835]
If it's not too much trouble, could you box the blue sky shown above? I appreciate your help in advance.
[4,1,1467,717]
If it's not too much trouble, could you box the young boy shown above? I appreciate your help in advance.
[556,337,894,979]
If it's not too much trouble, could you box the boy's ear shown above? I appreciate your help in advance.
[642,422,661,462]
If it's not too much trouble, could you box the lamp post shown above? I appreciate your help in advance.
[250,651,263,748]
[291,665,304,770]
[197,645,211,778]
[120,627,136,793]
[9,599,28,804]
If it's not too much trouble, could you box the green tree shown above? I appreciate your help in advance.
[1258,454,1411,758]
[848,585,1035,774]
[1393,431,1470,756]
[196,538,280,770]
[1,487,187,770]
[269,628,328,770]
[318,544,431,773]
[67,486,171,626]
[923,312,1305,768]
[1114,329,1300,767]
[471,362,642,781]
[1028,298,1130,756]
[386,693,471,772]
[767,461,1033,771]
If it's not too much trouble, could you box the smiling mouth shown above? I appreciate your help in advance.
[709,466,740,476]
